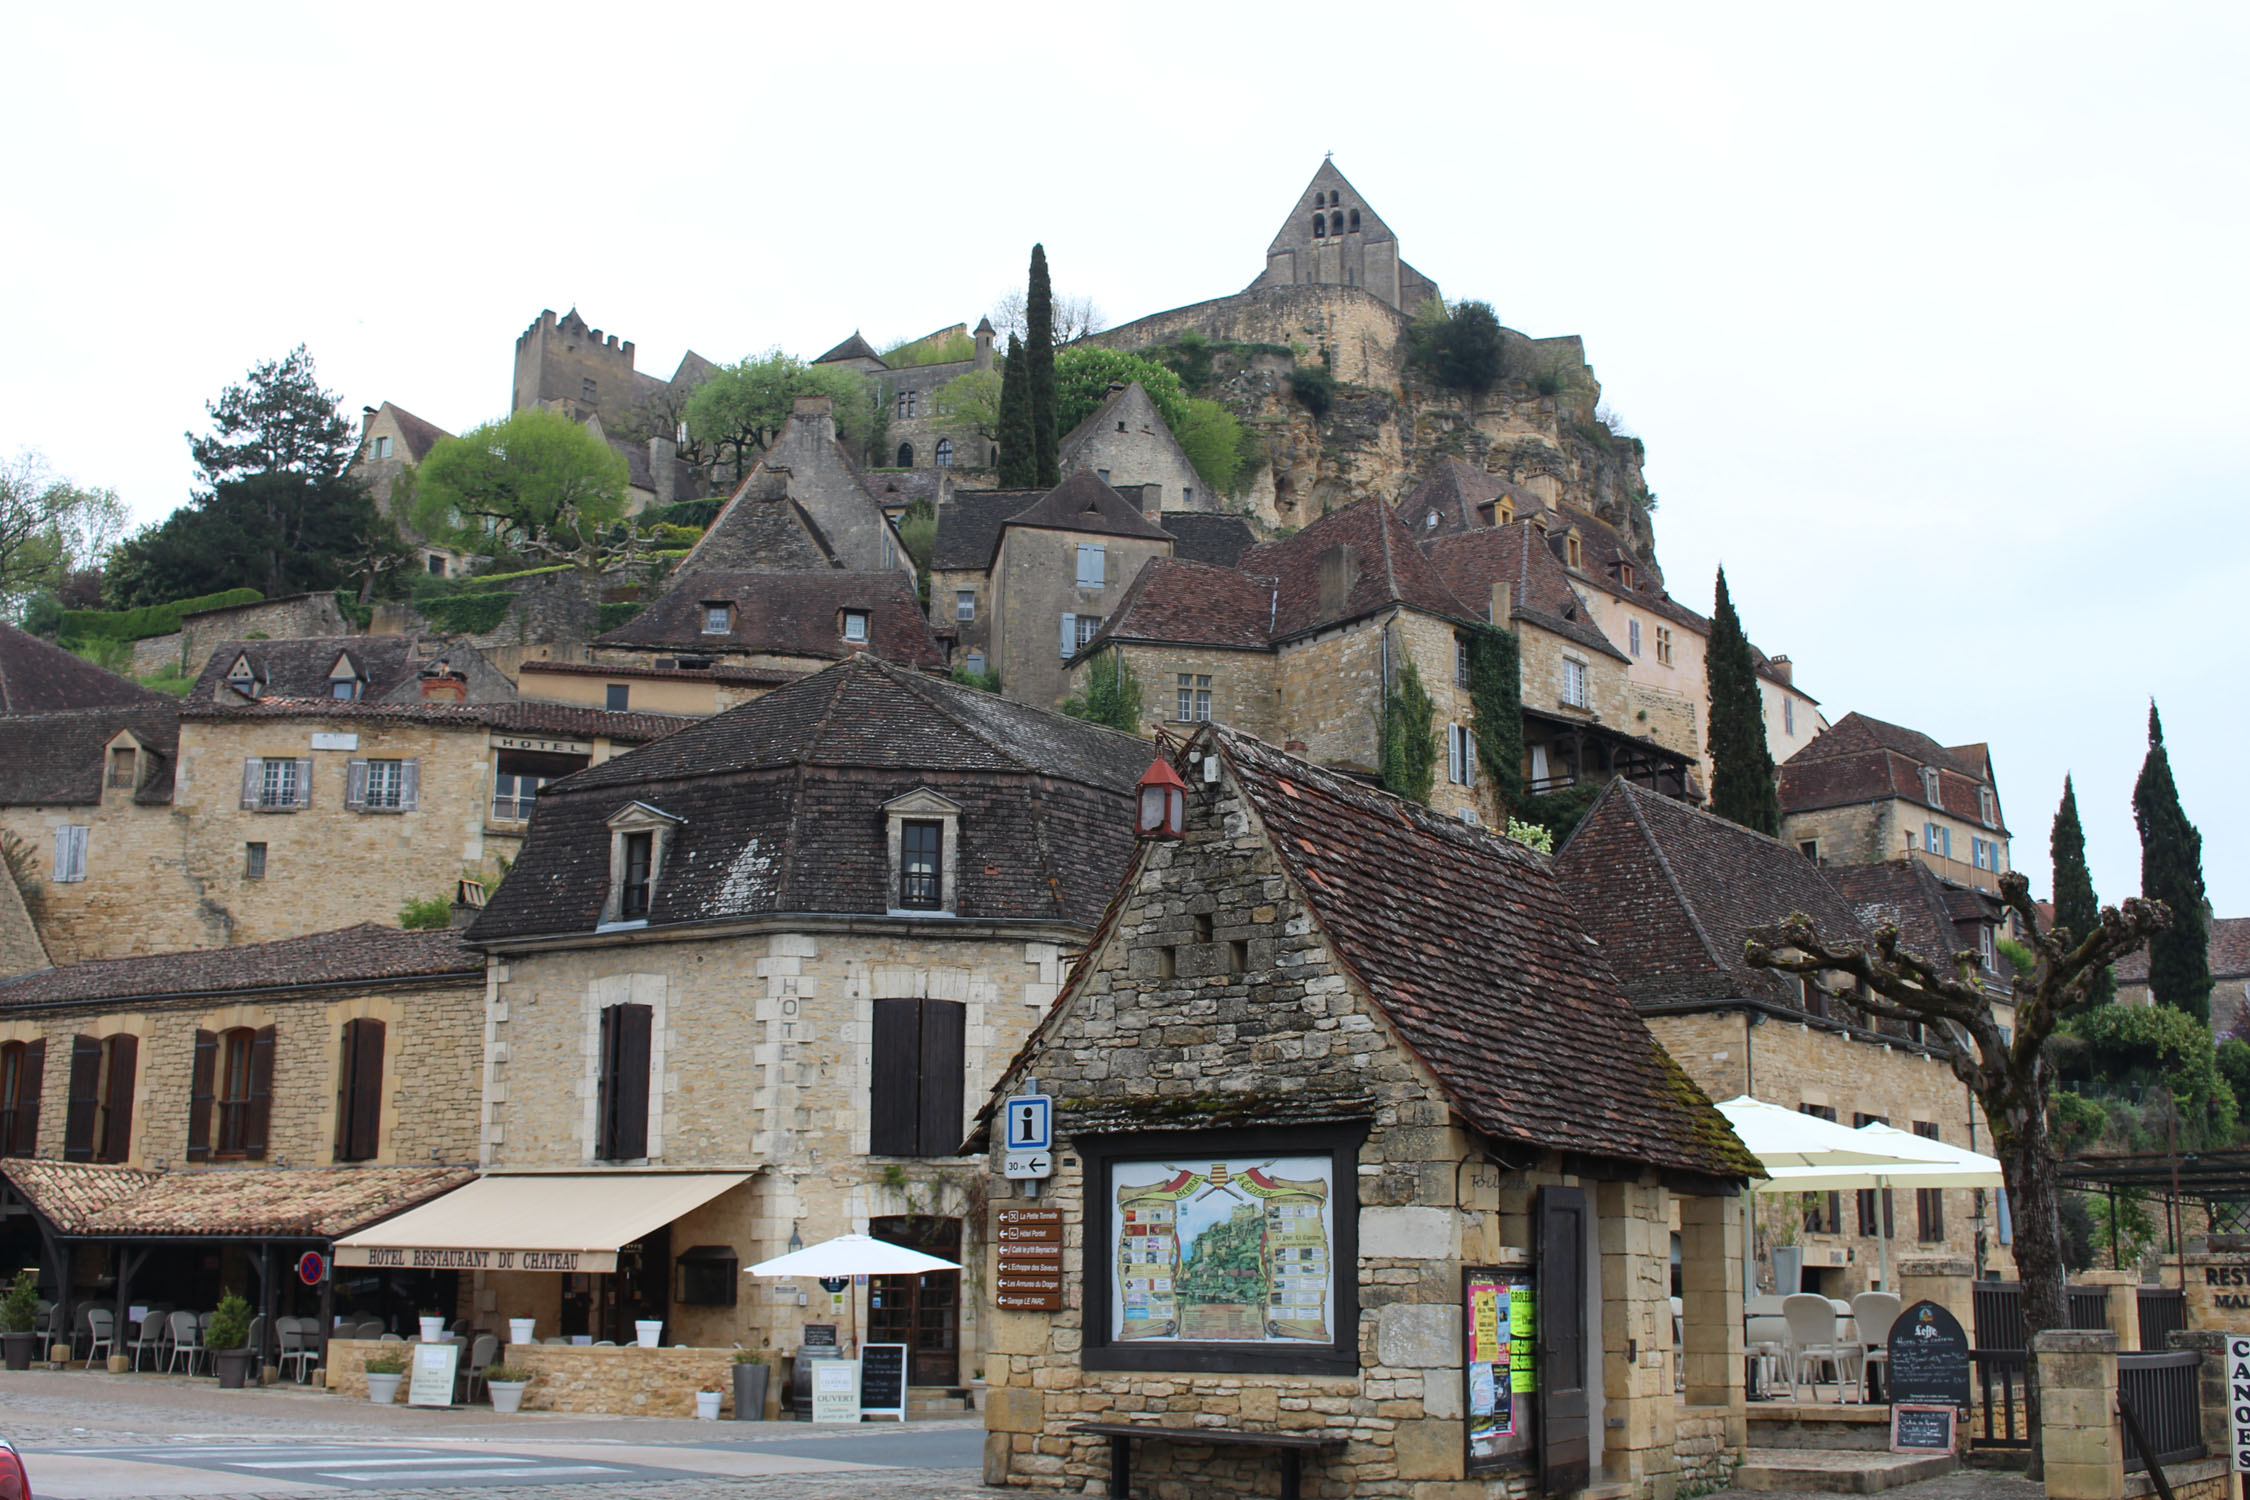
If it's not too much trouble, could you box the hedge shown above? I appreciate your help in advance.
[59,588,264,644]
[597,601,645,633]
[418,593,516,636]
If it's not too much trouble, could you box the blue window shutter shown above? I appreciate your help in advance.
[1060,612,1077,658]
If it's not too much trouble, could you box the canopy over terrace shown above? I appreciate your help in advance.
[0,1160,475,1379]
[331,1172,751,1275]
[2058,1149,2250,1271]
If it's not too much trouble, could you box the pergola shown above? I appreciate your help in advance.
[2054,1150,2250,1269]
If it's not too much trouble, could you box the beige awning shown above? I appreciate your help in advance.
[332,1172,750,1274]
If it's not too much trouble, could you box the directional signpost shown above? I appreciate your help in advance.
[995,1206,1064,1311]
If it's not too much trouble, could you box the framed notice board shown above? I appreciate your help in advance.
[408,1341,459,1407]
[810,1358,860,1424]
[1891,1404,1956,1455]
[1463,1265,1535,1471]
[859,1343,907,1421]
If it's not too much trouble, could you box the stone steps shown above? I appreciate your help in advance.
[1731,1447,1957,1493]
[906,1385,968,1415]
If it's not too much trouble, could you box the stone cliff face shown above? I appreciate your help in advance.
[1092,284,1659,565]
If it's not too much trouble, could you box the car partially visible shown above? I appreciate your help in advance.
[0,1433,27,1498]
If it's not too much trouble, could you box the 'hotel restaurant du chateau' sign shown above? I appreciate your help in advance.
[332,1246,612,1273]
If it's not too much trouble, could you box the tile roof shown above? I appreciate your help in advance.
[174,696,690,744]
[930,491,1042,571]
[1395,456,1545,539]
[595,570,945,670]
[1157,511,1258,569]
[0,924,482,1009]
[1080,559,1278,654]
[471,656,1151,941]
[608,435,698,499]
[1553,778,1868,1009]
[663,493,838,573]
[524,659,802,687]
[0,623,171,713]
[1824,861,2001,969]
[2114,916,2250,984]
[1424,522,1631,662]
[0,1160,476,1238]
[812,332,885,366]
[1002,470,1172,543]
[382,403,451,463]
[190,636,420,702]
[0,705,180,807]
[1779,712,2007,833]
[1237,496,1475,641]
[1216,727,1757,1182]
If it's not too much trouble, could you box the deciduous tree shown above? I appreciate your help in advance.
[935,367,1004,447]
[0,450,128,619]
[2135,703,2211,1023]
[2051,775,2113,1009]
[412,409,633,572]
[1705,568,1781,835]
[1407,299,1506,395]
[684,353,882,475]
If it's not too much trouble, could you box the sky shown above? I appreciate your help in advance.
[4,2,2242,913]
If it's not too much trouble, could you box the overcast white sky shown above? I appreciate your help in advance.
[5,2,2241,913]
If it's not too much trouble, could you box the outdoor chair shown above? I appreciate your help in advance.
[1745,1314,1792,1389]
[128,1311,166,1371]
[277,1320,319,1383]
[378,1332,404,1342]
[1849,1292,1900,1403]
[83,1308,114,1367]
[1782,1293,1853,1402]
[70,1304,95,1360]
[245,1316,265,1369]
[593,1339,617,1346]
[165,1309,204,1375]
[463,1334,498,1402]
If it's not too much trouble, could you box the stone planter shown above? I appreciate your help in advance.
[419,1316,446,1343]
[508,1318,536,1346]
[212,1348,253,1389]
[0,1333,35,1372]
[367,1371,403,1404]
[695,1390,722,1421]
[488,1380,527,1414]
[732,1361,769,1421]
[634,1320,663,1349]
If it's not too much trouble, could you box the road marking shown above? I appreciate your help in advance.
[315,1464,627,1482]
[228,1456,534,1470]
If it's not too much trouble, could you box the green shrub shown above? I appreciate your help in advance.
[643,498,727,531]
[732,1349,765,1365]
[1059,652,1143,733]
[1289,363,1335,418]
[332,591,373,630]
[363,1350,408,1375]
[1408,299,1505,395]
[597,601,645,633]
[1377,661,1438,806]
[484,1364,531,1384]
[59,587,263,645]
[0,1269,38,1333]
[418,593,515,636]
[1517,782,1604,845]
[399,897,452,930]
[205,1290,251,1351]
[949,667,1002,694]
[137,672,196,697]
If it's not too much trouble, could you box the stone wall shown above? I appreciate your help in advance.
[1063,385,1209,513]
[1094,645,1281,744]
[0,793,212,962]
[1625,682,1700,765]
[325,1337,739,1417]
[991,526,1172,710]
[1674,1407,1736,1493]
[131,595,354,679]
[1092,285,1415,393]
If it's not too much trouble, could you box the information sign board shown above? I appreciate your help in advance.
[1886,1299,1970,1408]
[407,1341,459,1407]
[1003,1094,1052,1151]
[1891,1404,1957,1454]
[859,1343,908,1421]
[810,1358,860,1424]
[2230,1335,2250,1471]
[995,1206,1064,1311]
[1463,1266,1534,1471]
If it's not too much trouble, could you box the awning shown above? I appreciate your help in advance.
[332,1172,750,1274]
[0,1160,476,1241]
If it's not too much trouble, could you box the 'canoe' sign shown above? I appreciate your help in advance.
[333,1246,616,1273]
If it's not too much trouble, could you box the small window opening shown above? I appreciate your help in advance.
[1228,940,1248,973]
[244,842,267,879]
[842,610,870,643]
[1193,912,1213,943]
[107,747,137,789]
[1349,209,1360,230]
[605,683,630,711]
[1157,947,1177,980]
[620,831,654,918]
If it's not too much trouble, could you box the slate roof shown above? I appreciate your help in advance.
[609,435,698,500]
[0,624,169,713]
[660,493,837,573]
[470,656,1151,942]
[0,704,180,807]
[1779,712,2007,834]
[0,1160,475,1238]
[1158,512,1258,569]
[1424,522,1631,662]
[594,570,944,670]
[812,332,885,367]
[931,492,1042,571]
[1825,861,2002,969]
[1080,559,1278,654]
[1237,496,1475,641]
[1553,778,1868,1010]
[1396,457,1545,539]
[1216,728,1756,1181]
[1002,470,1172,544]
[2114,916,2250,984]
[383,404,450,462]
[191,636,420,701]
[0,924,482,1009]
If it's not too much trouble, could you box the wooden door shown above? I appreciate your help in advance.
[869,1217,960,1386]
[1537,1185,1590,1494]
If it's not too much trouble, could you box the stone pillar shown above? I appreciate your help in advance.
[2034,1328,2122,1500]
[1896,1253,1974,1335]
[1679,1191,1746,1427]
[1596,1179,1675,1496]
[2170,1328,2230,1462]
[2077,1270,2141,1351]
[2176,1249,2250,1333]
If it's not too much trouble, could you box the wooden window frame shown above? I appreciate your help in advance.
[899,821,943,911]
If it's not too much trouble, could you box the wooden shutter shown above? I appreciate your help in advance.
[399,760,420,811]
[62,1034,101,1161]
[10,1040,43,1157]
[915,1000,967,1156]
[1536,1185,1590,1496]
[869,998,920,1156]
[241,1025,276,1159]
[344,759,369,811]
[1059,612,1076,658]
[293,758,314,809]
[240,760,261,809]
[604,1004,651,1160]
[337,1019,385,1161]
[185,1030,218,1161]
[100,1034,136,1163]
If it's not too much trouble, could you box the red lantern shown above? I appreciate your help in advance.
[1136,756,1188,839]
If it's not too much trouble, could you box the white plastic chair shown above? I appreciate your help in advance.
[84,1308,114,1366]
[278,1320,320,1383]
[1782,1293,1852,1402]
[463,1333,498,1402]
[129,1310,166,1371]
[165,1310,204,1375]
[1745,1313,1793,1388]
[1849,1292,1900,1403]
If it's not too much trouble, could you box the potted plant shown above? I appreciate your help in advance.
[633,1317,663,1349]
[507,1316,537,1346]
[695,1385,723,1421]
[731,1350,769,1423]
[417,1307,446,1344]
[364,1350,407,1404]
[0,1270,39,1372]
[484,1363,530,1414]
[968,1366,987,1413]
[205,1291,254,1389]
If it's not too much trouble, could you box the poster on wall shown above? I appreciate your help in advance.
[1110,1156,1333,1344]
[1464,1267,1534,1470]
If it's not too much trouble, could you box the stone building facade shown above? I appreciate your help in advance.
[1779,712,2011,890]
[2115,918,2250,1037]
[974,726,1754,1499]
[1057,382,1210,513]
[1248,160,1440,314]
[988,473,1176,709]
[510,307,716,435]
[130,591,355,679]
[814,321,998,472]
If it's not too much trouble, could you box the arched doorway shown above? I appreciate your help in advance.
[869,1215,960,1386]
[896,442,915,468]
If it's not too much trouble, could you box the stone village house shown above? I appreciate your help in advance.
[971,725,1757,1500]
[1778,712,2012,894]
[410,657,1151,1379]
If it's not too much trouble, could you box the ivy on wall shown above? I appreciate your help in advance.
[1463,623,1524,813]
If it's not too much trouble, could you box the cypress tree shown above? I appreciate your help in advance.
[1704,568,1780,835]
[995,335,1034,488]
[2134,702,2211,1022]
[1026,244,1059,488]
[2051,775,2113,1008]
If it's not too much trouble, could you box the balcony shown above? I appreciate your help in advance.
[1913,847,2004,893]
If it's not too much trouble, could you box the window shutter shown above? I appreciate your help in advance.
[1464,727,1476,788]
[915,1000,967,1156]
[345,759,369,811]
[293,758,314,809]
[186,1030,217,1161]
[240,760,260,810]
[1536,1185,1591,1495]
[337,1018,385,1161]
[101,1034,136,1163]
[1059,613,1077,658]
[595,1005,619,1157]
[609,1005,652,1160]
[11,1039,43,1157]
[62,1034,101,1162]
[54,826,86,883]
[869,998,920,1156]
[399,760,420,812]
[241,1025,276,1159]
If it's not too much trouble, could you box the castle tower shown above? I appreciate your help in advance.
[1248,160,1439,314]
[511,308,644,426]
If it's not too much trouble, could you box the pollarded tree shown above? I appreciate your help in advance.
[1747,875,2167,1478]
[412,409,633,572]
[2051,775,2113,1010]
[1705,568,1780,835]
[2135,702,2212,1023]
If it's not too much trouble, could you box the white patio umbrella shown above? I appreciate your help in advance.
[1753,1122,2002,1290]
[745,1234,962,1356]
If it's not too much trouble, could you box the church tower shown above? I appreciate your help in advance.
[1248,160,1439,313]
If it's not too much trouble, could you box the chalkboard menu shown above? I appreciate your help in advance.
[1891,1404,1956,1454]
[859,1342,907,1420]
[1886,1299,1970,1408]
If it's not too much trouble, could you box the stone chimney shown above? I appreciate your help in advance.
[650,435,678,505]
[782,395,838,458]
[1767,655,1793,685]
[1489,581,1513,626]
[1140,483,1163,517]
[419,667,467,703]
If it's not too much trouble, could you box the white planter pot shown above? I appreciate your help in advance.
[419,1317,446,1343]
[488,1380,527,1415]
[695,1391,722,1421]
[969,1379,988,1413]
[366,1372,402,1405]
[634,1320,663,1349]
[508,1319,537,1346]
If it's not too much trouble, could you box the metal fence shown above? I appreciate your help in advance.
[1971,1281,2111,1350]
[2137,1287,2187,1351]
[2117,1350,2205,1472]
[1968,1350,2030,1451]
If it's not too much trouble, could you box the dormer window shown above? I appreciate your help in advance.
[107,746,138,790]
[1498,500,1513,525]
[842,610,870,644]
[1425,511,1439,529]
[883,789,962,916]
[327,653,364,700]
[1978,787,1996,827]
[621,833,654,917]
[1566,534,1583,569]
[1922,766,1942,806]
[601,802,683,929]
[223,655,262,699]
[1618,562,1634,589]
[701,602,733,635]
